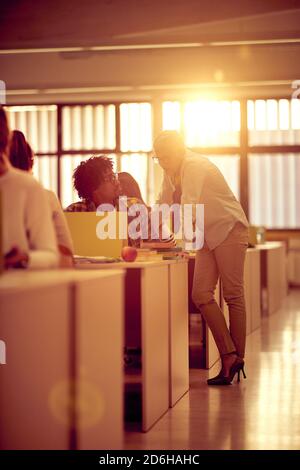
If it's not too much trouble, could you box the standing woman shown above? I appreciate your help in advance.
[153,131,249,385]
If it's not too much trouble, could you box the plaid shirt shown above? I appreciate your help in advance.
[65,199,97,212]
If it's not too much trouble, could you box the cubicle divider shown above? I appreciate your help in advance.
[168,261,189,407]
[257,242,288,316]
[65,210,190,430]
[76,258,189,431]
[0,270,124,450]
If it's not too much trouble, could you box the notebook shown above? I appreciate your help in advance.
[65,212,128,258]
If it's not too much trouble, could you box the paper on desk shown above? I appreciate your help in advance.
[74,255,121,264]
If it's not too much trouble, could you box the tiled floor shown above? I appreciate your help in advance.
[125,289,300,450]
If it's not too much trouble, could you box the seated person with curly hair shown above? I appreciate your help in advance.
[65,155,175,246]
[66,156,120,211]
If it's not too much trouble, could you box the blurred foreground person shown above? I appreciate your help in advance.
[0,106,58,269]
[9,129,74,267]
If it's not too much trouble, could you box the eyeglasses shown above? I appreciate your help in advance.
[151,154,169,164]
[103,173,118,183]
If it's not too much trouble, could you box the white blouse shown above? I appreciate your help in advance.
[0,168,58,268]
[157,150,249,250]
[46,190,74,254]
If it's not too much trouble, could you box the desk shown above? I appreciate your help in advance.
[77,258,189,428]
[0,270,124,450]
[168,260,189,407]
[257,242,287,315]
[244,250,252,335]
[248,248,261,332]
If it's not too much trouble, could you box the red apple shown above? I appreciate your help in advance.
[121,246,138,262]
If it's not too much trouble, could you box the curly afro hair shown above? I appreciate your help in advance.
[73,155,114,200]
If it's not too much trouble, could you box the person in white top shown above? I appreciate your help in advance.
[154,131,249,386]
[46,190,74,263]
[0,107,58,269]
[9,129,74,267]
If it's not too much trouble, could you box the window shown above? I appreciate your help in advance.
[5,96,300,229]
[120,103,152,152]
[62,105,116,150]
[162,100,241,200]
[32,156,58,194]
[59,103,117,208]
[163,100,240,147]
[248,99,300,145]
[162,101,181,131]
[6,105,58,194]
[247,98,300,228]
[207,155,240,200]
[120,153,149,203]
[6,105,57,153]
[248,154,300,228]
[60,102,153,207]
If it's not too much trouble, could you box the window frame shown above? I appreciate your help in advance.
[5,94,300,230]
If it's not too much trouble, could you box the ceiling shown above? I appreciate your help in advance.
[1,0,300,102]
[0,0,300,49]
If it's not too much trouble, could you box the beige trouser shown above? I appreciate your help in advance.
[192,222,249,358]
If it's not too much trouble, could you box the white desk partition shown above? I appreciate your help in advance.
[76,258,189,430]
[141,264,169,431]
[73,270,124,450]
[0,273,70,450]
[248,248,261,332]
[0,270,124,450]
[257,242,287,315]
[77,260,169,432]
[168,261,189,407]
[244,250,252,336]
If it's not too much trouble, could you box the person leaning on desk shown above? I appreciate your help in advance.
[153,130,249,386]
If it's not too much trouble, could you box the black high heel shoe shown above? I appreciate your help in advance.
[226,358,246,384]
[207,370,228,386]
[207,358,246,386]
[237,366,247,382]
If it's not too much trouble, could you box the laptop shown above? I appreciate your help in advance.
[65,211,128,258]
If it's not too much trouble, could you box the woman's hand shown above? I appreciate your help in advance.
[5,246,29,269]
